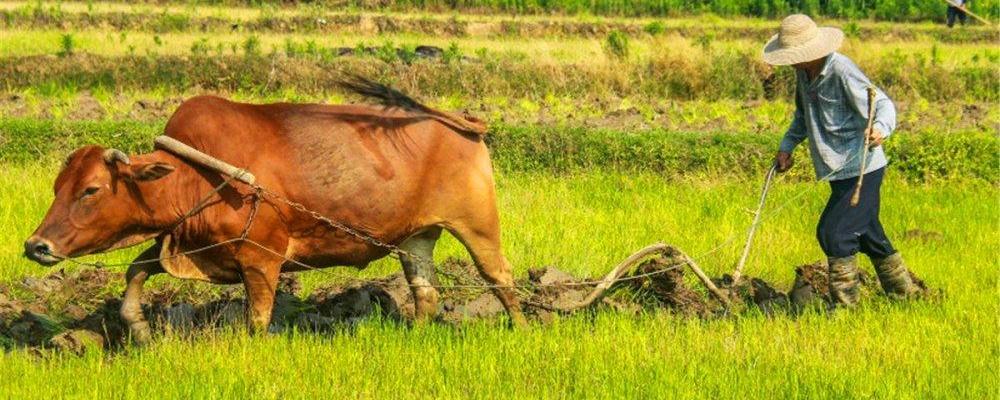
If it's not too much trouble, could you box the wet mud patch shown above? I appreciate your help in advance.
[786,261,883,312]
[1,255,927,354]
[903,229,944,244]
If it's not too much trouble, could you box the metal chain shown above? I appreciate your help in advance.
[44,177,681,289]
[252,185,427,264]
[44,149,864,292]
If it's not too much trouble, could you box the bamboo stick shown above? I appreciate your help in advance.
[943,0,994,25]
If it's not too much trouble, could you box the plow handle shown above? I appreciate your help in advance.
[850,86,878,207]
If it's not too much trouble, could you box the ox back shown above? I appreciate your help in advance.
[163,96,497,270]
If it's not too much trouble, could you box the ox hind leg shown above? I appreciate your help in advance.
[121,245,164,345]
[399,227,443,321]
[447,222,528,328]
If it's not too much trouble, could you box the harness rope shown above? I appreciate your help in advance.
[44,140,863,299]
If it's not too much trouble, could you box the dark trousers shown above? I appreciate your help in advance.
[947,7,968,27]
[816,167,896,259]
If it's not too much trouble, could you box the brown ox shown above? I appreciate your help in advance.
[24,79,527,341]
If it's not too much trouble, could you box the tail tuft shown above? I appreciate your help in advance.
[336,74,487,136]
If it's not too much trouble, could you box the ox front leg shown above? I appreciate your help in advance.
[121,245,164,345]
[240,264,281,334]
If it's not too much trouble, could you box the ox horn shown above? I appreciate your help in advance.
[102,148,131,165]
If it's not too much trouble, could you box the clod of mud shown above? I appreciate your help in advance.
[163,303,197,332]
[788,261,882,311]
[441,293,506,323]
[6,311,63,347]
[49,329,104,354]
[76,299,128,347]
[0,291,24,323]
[193,300,245,329]
[528,267,589,310]
[521,267,591,323]
[1,253,933,353]
[528,267,576,286]
[277,273,302,296]
[333,45,450,61]
[903,229,944,243]
[789,261,830,310]
[628,256,713,317]
[713,274,789,315]
[308,274,414,325]
[68,92,106,120]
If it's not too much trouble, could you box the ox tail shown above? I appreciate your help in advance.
[336,74,488,137]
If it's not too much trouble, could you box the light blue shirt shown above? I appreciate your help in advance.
[779,52,897,181]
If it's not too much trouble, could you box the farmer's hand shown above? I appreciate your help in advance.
[775,151,793,173]
[866,127,885,147]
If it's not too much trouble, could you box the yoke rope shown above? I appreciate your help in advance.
[44,144,863,298]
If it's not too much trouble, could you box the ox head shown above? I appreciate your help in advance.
[24,146,176,266]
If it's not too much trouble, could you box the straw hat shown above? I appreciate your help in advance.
[762,14,844,66]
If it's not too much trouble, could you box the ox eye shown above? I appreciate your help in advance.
[81,186,100,198]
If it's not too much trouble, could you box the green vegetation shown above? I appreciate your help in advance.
[347,0,1000,21]
[0,5,996,398]
[1,119,995,182]
[0,167,996,398]
[1,2,997,44]
[56,32,74,57]
[35,0,999,21]
[603,30,631,60]
[0,46,996,102]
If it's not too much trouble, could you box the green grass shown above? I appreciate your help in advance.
[6,0,999,21]
[3,0,998,24]
[2,119,996,182]
[1,27,996,67]
[2,46,995,103]
[0,165,997,398]
[0,4,997,397]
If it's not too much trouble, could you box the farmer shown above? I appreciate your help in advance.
[947,0,970,28]
[762,15,926,307]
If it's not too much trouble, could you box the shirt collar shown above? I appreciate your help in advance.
[801,53,837,88]
[817,52,837,79]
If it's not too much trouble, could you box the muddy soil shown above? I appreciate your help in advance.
[0,256,919,354]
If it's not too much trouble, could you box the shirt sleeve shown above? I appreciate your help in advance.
[778,90,807,153]
[840,65,897,139]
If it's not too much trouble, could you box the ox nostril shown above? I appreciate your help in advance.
[24,237,60,266]
[33,242,50,255]
[24,238,53,258]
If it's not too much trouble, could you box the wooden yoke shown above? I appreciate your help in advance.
[154,136,256,185]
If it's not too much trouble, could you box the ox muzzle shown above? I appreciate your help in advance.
[23,236,61,266]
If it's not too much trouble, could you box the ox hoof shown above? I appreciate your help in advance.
[129,321,154,345]
[509,313,529,330]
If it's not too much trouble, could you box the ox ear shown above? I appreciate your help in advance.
[126,162,175,182]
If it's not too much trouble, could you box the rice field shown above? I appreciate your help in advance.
[0,166,997,398]
[0,1,997,399]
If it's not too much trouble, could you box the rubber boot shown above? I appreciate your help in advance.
[828,255,861,307]
[872,252,925,299]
